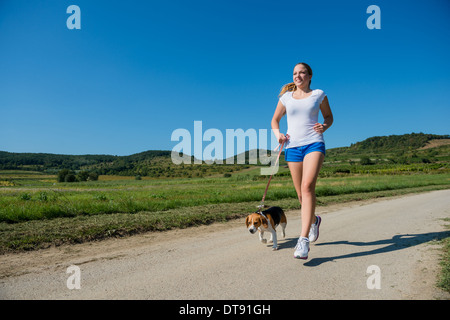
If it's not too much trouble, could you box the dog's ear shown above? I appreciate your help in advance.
[261,216,269,229]
[245,215,250,228]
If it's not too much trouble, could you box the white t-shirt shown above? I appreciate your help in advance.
[279,89,327,149]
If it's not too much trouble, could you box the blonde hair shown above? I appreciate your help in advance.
[278,62,313,97]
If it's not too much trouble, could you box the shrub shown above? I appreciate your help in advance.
[57,169,72,182]
[64,173,76,182]
[38,192,48,201]
[58,169,98,182]
[94,194,108,201]
[88,172,99,181]
[360,156,373,165]
[19,193,32,200]
[77,171,90,182]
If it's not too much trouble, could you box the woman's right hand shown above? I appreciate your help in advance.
[278,133,289,144]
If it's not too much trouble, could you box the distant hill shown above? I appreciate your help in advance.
[1,132,449,177]
[0,149,246,178]
[0,151,116,172]
[327,133,450,156]
[347,133,449,152]
[325,133,450,169]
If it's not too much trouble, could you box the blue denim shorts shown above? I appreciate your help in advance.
[284,142,326,162]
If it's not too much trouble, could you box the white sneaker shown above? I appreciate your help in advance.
[294,237,310,260]
[309,216,321,242]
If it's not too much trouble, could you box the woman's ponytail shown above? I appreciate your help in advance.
[278,82,296,97]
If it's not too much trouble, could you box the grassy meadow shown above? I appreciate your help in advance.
[1,164,449,254]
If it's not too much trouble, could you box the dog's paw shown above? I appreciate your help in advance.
[261,239,267,244]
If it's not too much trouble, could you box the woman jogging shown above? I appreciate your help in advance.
[271,62,333,259]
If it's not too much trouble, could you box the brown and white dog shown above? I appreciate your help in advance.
[245,206,287,250]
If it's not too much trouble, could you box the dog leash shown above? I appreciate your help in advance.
[257,134,289,217]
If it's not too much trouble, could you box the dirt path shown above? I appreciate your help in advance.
[1,190,449,299]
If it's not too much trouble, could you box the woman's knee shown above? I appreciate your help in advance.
[301,181,316,194]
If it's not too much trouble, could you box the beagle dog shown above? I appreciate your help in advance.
[245,206,287,250]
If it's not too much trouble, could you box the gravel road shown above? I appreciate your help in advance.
[1,189,449,300]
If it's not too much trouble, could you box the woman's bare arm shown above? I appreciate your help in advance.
[313,96,333,134]
[271,100,287,143]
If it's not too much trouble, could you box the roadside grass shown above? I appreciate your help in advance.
[437,219,450,293]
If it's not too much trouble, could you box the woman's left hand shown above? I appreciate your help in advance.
[313,123,326,134]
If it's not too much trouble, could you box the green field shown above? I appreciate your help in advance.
[1,166,449,254]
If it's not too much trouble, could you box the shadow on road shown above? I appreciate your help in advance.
[276,237,299,250]
[303,231,450,267]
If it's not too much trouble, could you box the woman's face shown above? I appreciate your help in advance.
[293,64,311,88]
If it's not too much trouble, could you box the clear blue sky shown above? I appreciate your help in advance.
[1,0,449,156]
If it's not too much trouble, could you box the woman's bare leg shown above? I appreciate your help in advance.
[299,152,324,238]
[287,161,303,205]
